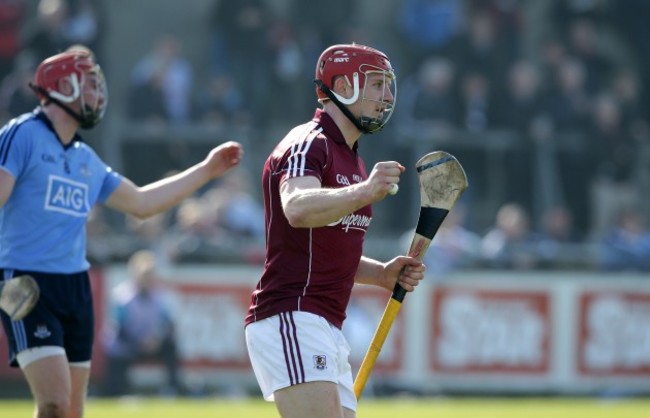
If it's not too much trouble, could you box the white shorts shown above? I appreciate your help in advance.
[245,311,357,412]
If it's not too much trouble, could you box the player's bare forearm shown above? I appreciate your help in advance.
[106,142,242,218]
[354,256,391,290]
[281,180,375,228]
[354,256,425,293]
[106,166,209,218]
[281,162,403,228]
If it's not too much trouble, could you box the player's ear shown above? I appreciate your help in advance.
[332,76,353,99]
[57,76,74,97]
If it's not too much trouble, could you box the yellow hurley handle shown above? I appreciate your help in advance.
[353,297,403,399]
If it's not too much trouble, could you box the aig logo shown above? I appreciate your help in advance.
[45,175,90,217]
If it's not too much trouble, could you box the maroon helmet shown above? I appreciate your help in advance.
[31,50,108,129]
[314,43,396,133]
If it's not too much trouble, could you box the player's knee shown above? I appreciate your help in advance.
[67,404,85,418]
[36,399,69,418]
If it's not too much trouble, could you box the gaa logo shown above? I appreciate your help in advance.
[313,355,327,370]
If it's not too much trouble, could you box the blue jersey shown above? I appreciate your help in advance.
[0,109,123,273]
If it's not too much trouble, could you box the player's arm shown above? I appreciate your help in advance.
[281,161,404,228]
[354,256,425,293]
[0,169,15,208]
[105,141,242,218]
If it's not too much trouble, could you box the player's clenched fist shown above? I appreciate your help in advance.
[366,161,405,200]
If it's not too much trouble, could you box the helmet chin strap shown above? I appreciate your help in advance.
[29,83,94,129]
[314,79,374,134]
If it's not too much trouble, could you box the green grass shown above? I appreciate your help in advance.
[2,397,649,418]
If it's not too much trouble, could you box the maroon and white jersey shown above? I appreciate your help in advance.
[245,109,372,329]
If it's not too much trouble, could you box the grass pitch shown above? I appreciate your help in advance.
[2,397,649,417]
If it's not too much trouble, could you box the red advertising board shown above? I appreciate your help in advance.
[430,287,551,374]
[577,291,650,376]
[164,282,253,370]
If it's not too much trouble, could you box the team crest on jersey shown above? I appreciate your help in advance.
[79,164,91,177]
[45,175,90,217]
[313,355,327,370]
[34,325,51,339]
[41,153,56,164]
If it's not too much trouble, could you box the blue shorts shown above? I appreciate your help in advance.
[0,269,94,367]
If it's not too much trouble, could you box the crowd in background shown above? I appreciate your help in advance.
[1,0,649,273]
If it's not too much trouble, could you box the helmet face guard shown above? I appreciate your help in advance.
[315,44,396,134]
[30,51,108,129]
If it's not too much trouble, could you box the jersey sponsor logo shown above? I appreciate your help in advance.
[34,324,52,339]
[333,57,349,63]
[313,354,327,370]
[45,175,90,217]
[327,213,372,232]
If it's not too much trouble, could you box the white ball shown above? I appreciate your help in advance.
[388,183,399,195]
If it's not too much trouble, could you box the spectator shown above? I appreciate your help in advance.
[125,211,179,268]
[0,49,38,122]
[457,71,493,134]
[610,70,647,131]
[541,56,592,133]
[201,169,265,241]
[395,0,464,73]
[267,20,311,124]
[453,71,492,207]
[589,93,640,236]
[61,0,103,57]
[170,197,221,258]
[536,205,584,269]
[493,60,544,134]
[102,250,184,396]
[566,18,613,95]
[0,0,26,81]
[398,56,458,137]
[480,202,541,270]
[492,60,544,213]
[128,34,194,126]
[209,0,272,124]
[450,10,512,92]
[195,73,248,127]
[598,207,650,272]
[22,0,70,60]
[290,0,360,49]
[541,57,594,235]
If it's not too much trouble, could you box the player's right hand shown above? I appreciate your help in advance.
[365,161,404,200]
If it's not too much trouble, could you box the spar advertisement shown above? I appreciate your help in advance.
[2,267,650,394]
[430,288,551,374]
[577,291,650,376]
